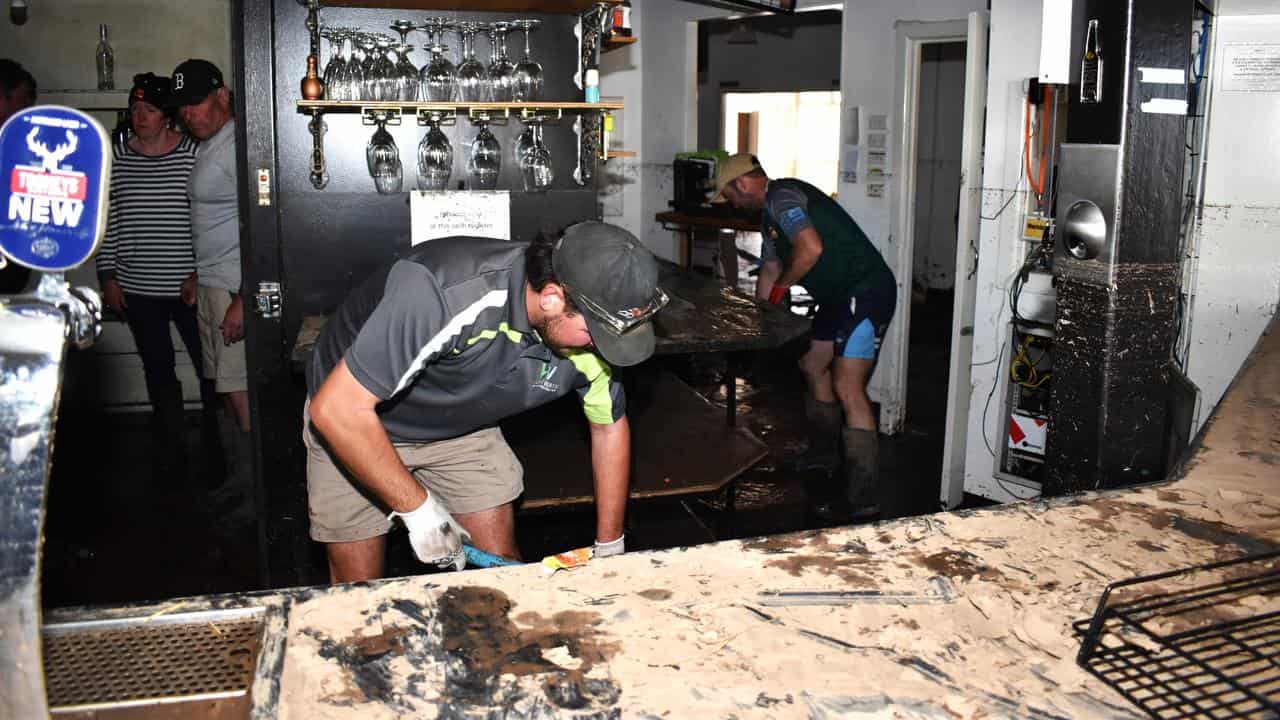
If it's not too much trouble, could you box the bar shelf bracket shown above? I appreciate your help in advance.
[307,109,329,190]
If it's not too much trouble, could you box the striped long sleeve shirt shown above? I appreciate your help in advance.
[97,136,199,297]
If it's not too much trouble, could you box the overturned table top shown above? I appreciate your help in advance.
[291,261,810,367]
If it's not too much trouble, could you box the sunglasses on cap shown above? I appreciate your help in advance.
[562,283,670,336]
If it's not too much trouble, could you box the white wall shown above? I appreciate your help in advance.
[961,0,1044,502]
[1183,12,1280,431]
[0,0,233,93]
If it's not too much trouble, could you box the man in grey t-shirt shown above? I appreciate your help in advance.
[170,59,249,437]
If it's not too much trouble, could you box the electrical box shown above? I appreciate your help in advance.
[1039,0,1074,84]
[999,323,1054,484]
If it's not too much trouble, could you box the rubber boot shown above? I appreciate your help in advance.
[796,394,842,472]
[842,427,881,521]
[150,382,188,487]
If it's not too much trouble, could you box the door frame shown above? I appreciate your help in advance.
[879,19,970,435]
[940,11,989,508]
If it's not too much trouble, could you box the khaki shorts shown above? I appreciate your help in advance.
[196,285,248,393]
[302,401,524,543]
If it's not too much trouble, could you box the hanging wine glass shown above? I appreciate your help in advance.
[513,123,535,167]
[355,33,379,100]
[419,42,456,101]
[373,35,399,101]
[333,30,363,101]
[486,21,516,102]
[320,28,346,100]
[510,19,543,102]
[417,115,453,191]
[367,120,403,194]
[393,43,419,101]
[390,19,416,45]
[455,22,487,102]
[468,118,501,190]
[521,120,553,191]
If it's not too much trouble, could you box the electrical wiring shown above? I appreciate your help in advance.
[1010,334,1052,389]
[980,146,1026,222]
[982,82,1044,223]
[1024,84,1052,198]
[980,341,1006,458]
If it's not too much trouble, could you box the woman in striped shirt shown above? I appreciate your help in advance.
[98,72,216,483]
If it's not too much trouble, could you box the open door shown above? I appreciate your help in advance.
[939,10,988,509]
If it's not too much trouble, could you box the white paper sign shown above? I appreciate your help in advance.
[410,191,511,245]
[1221,42,1280,93]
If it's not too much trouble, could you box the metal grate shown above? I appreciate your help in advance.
[42,609,263,711]
[1075,550,1280,719]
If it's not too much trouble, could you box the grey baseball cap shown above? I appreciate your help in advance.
[552,222,668,367]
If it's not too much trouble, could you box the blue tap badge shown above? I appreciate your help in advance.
[0,106,110,272]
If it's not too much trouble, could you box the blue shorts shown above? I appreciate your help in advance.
[811,281,896,360]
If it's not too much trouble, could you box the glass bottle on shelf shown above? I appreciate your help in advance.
[95,23,115,90]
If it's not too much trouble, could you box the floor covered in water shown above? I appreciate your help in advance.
[41,284,980,609]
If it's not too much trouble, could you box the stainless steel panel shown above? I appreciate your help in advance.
[1054,143,1120,267]
[42,608,265,713]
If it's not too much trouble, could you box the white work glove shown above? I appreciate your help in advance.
[388,494,470,572]
[593,534,625,559]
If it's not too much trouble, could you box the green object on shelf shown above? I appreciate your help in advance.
[675,149,729,164]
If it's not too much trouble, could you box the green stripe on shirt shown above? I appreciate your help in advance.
[565,350,616,424]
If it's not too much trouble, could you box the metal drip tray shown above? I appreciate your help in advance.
[42,607,264,719]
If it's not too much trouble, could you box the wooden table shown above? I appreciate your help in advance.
[656,209,761,280]
[291,262,810,512]
[294,261,810,426]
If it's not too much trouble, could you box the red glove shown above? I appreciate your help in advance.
[767,285,789,305]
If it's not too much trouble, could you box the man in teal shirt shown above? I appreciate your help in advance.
[714,154,896,521]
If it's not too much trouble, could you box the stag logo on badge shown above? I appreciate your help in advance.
[7,127,88,230]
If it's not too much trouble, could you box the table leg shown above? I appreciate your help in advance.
[725,351,737,427]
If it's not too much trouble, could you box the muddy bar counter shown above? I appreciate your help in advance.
[12,316,1280,716]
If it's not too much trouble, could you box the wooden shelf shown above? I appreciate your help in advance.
[296,100,623,113]
[320,0,618,12]
[602,35,638,52]
[602,149,636,159]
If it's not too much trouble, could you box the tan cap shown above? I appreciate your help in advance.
[710,153,762,204]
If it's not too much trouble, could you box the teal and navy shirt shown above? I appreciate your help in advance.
[761,178,894,302]
[306,237,624,443]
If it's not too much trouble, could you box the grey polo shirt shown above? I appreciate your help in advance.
[188,120,240,291]
[306,237,626,443]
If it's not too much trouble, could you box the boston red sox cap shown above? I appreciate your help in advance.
[169,59,224,107]
[552,222,669,367]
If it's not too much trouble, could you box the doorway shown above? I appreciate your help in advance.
[900,41,966,507]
